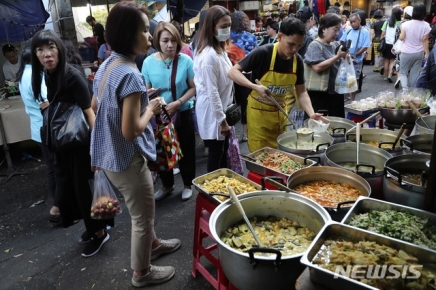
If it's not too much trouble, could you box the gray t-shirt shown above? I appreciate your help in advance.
[304,39,340,94]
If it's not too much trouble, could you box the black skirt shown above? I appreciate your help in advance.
[382,44,396,59]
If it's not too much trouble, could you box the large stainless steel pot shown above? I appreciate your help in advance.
[286,166,371,221]
[346,128,404,156]
[303,117,355,144]
[383,154,431,210]
[401,133,434,155]
[325,143,392,200]
[415,115,436,135]
[277,131,333,164]
[379,106,429,125]
[209,191,331,290]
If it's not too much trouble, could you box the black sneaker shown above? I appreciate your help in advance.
[380,68,384,75]
[81,231,110,258]
[394,78,401,89]
[78,231,92,244]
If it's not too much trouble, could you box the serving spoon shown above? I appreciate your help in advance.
[408,100,431,129]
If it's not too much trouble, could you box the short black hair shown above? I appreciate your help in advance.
[266,20,279,33]
[318,13,342,38]
[279,17,306,36]
[86,16,95,22]
[296,6,313,23]
[2,43,16,56]
[412,3,426,21]
[373,10,383,19]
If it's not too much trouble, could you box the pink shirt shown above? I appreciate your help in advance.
[181,44,193,59]
[401,20,431,54]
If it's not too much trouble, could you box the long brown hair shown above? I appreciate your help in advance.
[196,5,231,55]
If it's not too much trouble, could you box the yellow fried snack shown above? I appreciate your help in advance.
[201,176,258,201]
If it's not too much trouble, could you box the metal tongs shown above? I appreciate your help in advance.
[254,79,295,128]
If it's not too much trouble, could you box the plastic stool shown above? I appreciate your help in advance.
[247,171,281,189]
[192,192,231,290]
[346,112,377,128]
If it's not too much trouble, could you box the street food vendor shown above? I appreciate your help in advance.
[228,17,327,152]
[2,44,20,80]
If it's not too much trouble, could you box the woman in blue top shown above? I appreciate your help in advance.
[91,2,180,287]
[142,22,196,202]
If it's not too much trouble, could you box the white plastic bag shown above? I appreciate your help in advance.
[392,39,403,55]
[308,119,329,133]
[335,57,358,94]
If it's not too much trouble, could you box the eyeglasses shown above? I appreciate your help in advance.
[35,45,58,55]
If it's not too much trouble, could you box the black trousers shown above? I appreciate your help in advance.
[40,142,59,207]
[160,108,196,188]
[54,144,113,233]
[206,136,229,173]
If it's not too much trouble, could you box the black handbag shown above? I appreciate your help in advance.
[225,86,241,126]
[41,101,89,152]
[377,37,386,53]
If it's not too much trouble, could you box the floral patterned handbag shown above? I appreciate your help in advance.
[227,127,244,175]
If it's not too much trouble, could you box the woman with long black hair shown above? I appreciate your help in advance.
[380,7,402,83]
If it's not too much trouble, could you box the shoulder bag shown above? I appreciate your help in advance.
[170,54,182,127]
[303,40,330,92]
[225,87,241,126]
[377,22,388,52]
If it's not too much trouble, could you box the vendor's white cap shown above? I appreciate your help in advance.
[404,6,413,16]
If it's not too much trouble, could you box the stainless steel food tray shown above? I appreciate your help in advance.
[344,105,379,116]
[341,196,436,253]
[192,168,262,203]
[241,147,317,183]
[300,223,436,290]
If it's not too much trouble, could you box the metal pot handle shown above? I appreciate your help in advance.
[283,124,294,132]
[304,156,320,166]
[401,139,413,151]
[336,200,356,211]
[317,109,329,116]
[315,142,330,152]
[384,166,402,184]
[346,133,362,141]
[379,141,395,150]
[261,176,287,191]
[356,164,376,175]
[248,247,282,271]
[332,127,346,135]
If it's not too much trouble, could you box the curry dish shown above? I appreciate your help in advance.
[292,180,362,208]
[200,176,258,201]
[312,239,436,290]
[221,216,315,257]
[254,151,304,174]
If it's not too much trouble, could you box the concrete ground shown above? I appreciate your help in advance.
[0,64,397,290]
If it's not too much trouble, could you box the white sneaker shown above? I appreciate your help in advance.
[181,188,192,201]
[173,168,180,175]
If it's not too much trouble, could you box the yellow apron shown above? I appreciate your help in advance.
[247,42,298,152]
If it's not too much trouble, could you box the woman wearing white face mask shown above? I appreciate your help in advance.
[193,5,233,173]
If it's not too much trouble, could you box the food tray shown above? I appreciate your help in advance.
[344,105,379,116]
[300,223,436,290]
[241,147,317,183]
[341,196,436,253]
[192,168,261,203]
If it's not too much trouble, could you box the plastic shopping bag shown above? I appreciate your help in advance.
[227,127,244,175]
[335,57,358,94]
[90,170,122,220]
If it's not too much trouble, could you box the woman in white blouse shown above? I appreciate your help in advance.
[194,5,233,173]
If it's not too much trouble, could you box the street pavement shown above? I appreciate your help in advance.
[0,64,396,290]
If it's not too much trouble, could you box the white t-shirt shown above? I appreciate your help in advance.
[401,20,431,54]
[3,58,21,80]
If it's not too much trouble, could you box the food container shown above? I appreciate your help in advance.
[287,167,371,221]
[304,116,355,144]
[383,154,431,210]
[192,168,262,203]
[416,115,436,135]
[346,128,404,156]
[401,134,434,155]
[209,191,331,290]
[379,106,429,125]
[341,196,436,253]
[344,105,379,116]
[300,223,436,290]
[325,143,392,200]
[241,147,318,184]
[277,131,333,164]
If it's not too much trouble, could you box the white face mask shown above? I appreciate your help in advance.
[215,27,231,42]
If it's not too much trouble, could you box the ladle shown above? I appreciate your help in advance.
[227,186,263,247]
[408,100,431,129]
[356,122,360,166]
[392,123,406,148]
[346,111,380,134]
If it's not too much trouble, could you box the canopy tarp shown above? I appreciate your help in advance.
[0,0,49,43]
[168,0,207,23]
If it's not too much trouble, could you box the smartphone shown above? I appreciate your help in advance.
[148,88,162,100]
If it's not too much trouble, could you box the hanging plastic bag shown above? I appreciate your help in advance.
[227,127,244,175]
[90,170,122,220]
[335,57,358,94]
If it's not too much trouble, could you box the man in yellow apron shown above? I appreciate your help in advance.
[228,18,327,152]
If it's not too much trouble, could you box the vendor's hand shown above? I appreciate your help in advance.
[254,84,271,99]
[40,101,49,110]
[310,112,330,123]
[147,98,162,115]
[165,101,180,117]
[91,166,101,172]
[220,120,230,136]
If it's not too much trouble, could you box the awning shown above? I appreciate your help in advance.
[168,0,207,23]
[0,0,49,42]
[70,0,119,7]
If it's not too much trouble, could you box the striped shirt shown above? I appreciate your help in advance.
[90,52,156,172]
